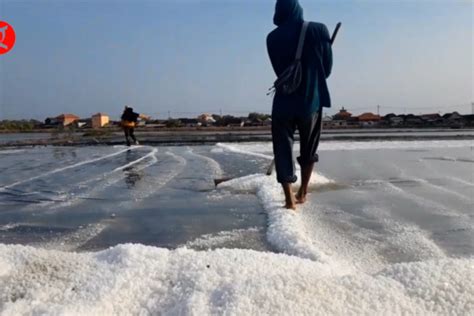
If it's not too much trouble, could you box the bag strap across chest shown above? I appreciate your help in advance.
[295,21,309,60]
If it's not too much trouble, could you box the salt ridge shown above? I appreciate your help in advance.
[0,147,135,191]
[219,173,343,266]
[216,139,474,156]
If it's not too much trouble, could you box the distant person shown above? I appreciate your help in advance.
[267,0,333,210]
[120,106,149,146]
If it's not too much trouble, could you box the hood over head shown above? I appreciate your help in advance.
[122,107,134,115]
[273,0,304,26]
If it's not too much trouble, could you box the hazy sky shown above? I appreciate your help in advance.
[0,0,472,120]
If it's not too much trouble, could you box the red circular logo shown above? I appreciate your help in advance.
[0,21,16,55]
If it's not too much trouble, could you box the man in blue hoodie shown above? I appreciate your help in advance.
[267,0,333,210]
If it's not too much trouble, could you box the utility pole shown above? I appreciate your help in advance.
[377,105,380,116]
[168,111,171,119]
[471,102,474,115]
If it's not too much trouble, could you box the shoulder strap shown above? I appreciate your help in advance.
[295,21,309,60]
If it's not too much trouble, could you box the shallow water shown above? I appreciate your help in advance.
[0,145,269,251]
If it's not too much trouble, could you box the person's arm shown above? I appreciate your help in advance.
[138,114,150,120]
[320,24,333,78]
[266,32,279,76]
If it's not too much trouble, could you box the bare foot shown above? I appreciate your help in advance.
[284,195,297,210]
[284,201,297,210]
[281,183,296,210]
[295,187,307,204]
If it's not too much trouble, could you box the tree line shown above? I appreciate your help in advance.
[0,120,43,131]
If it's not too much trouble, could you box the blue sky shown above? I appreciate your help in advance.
[0,0,472,120]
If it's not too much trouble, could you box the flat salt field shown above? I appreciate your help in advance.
[0,139,473,315]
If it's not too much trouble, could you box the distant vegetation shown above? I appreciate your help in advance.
[3,110,472,132]
[165,119,183,128]
[0,120,43,131]
[247,112,271,122]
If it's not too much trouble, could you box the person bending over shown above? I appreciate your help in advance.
[267,0,333,210]
[121,106,149,146]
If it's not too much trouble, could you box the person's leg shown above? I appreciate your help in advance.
[272,113,297,210]
[296,162,314,204]
[124,128,131,146]
[129,128,138,144]
[282,183,296,210]
[296,108,323,204]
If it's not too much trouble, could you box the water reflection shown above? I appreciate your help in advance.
[53,147,77,160]
[123,150,143,189]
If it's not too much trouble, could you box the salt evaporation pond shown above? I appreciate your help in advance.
[0,140,473,314]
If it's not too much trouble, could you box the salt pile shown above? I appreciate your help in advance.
[0,244,472,315]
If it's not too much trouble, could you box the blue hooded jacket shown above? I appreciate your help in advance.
[267,0,333,116]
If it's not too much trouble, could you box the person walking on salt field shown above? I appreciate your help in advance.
[120,106,149,146]
[267,0,333,210]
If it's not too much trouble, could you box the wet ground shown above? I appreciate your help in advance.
[0,140,472,261]
[0,145,269,251]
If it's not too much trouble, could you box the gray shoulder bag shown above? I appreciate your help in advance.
[268,21,309,96]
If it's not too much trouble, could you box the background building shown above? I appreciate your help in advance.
[45,114,80,127]
[91,113,110,128]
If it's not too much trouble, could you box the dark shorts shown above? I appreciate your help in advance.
[271,107,323,183]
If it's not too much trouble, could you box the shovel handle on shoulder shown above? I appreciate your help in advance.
[330,22,342,45]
